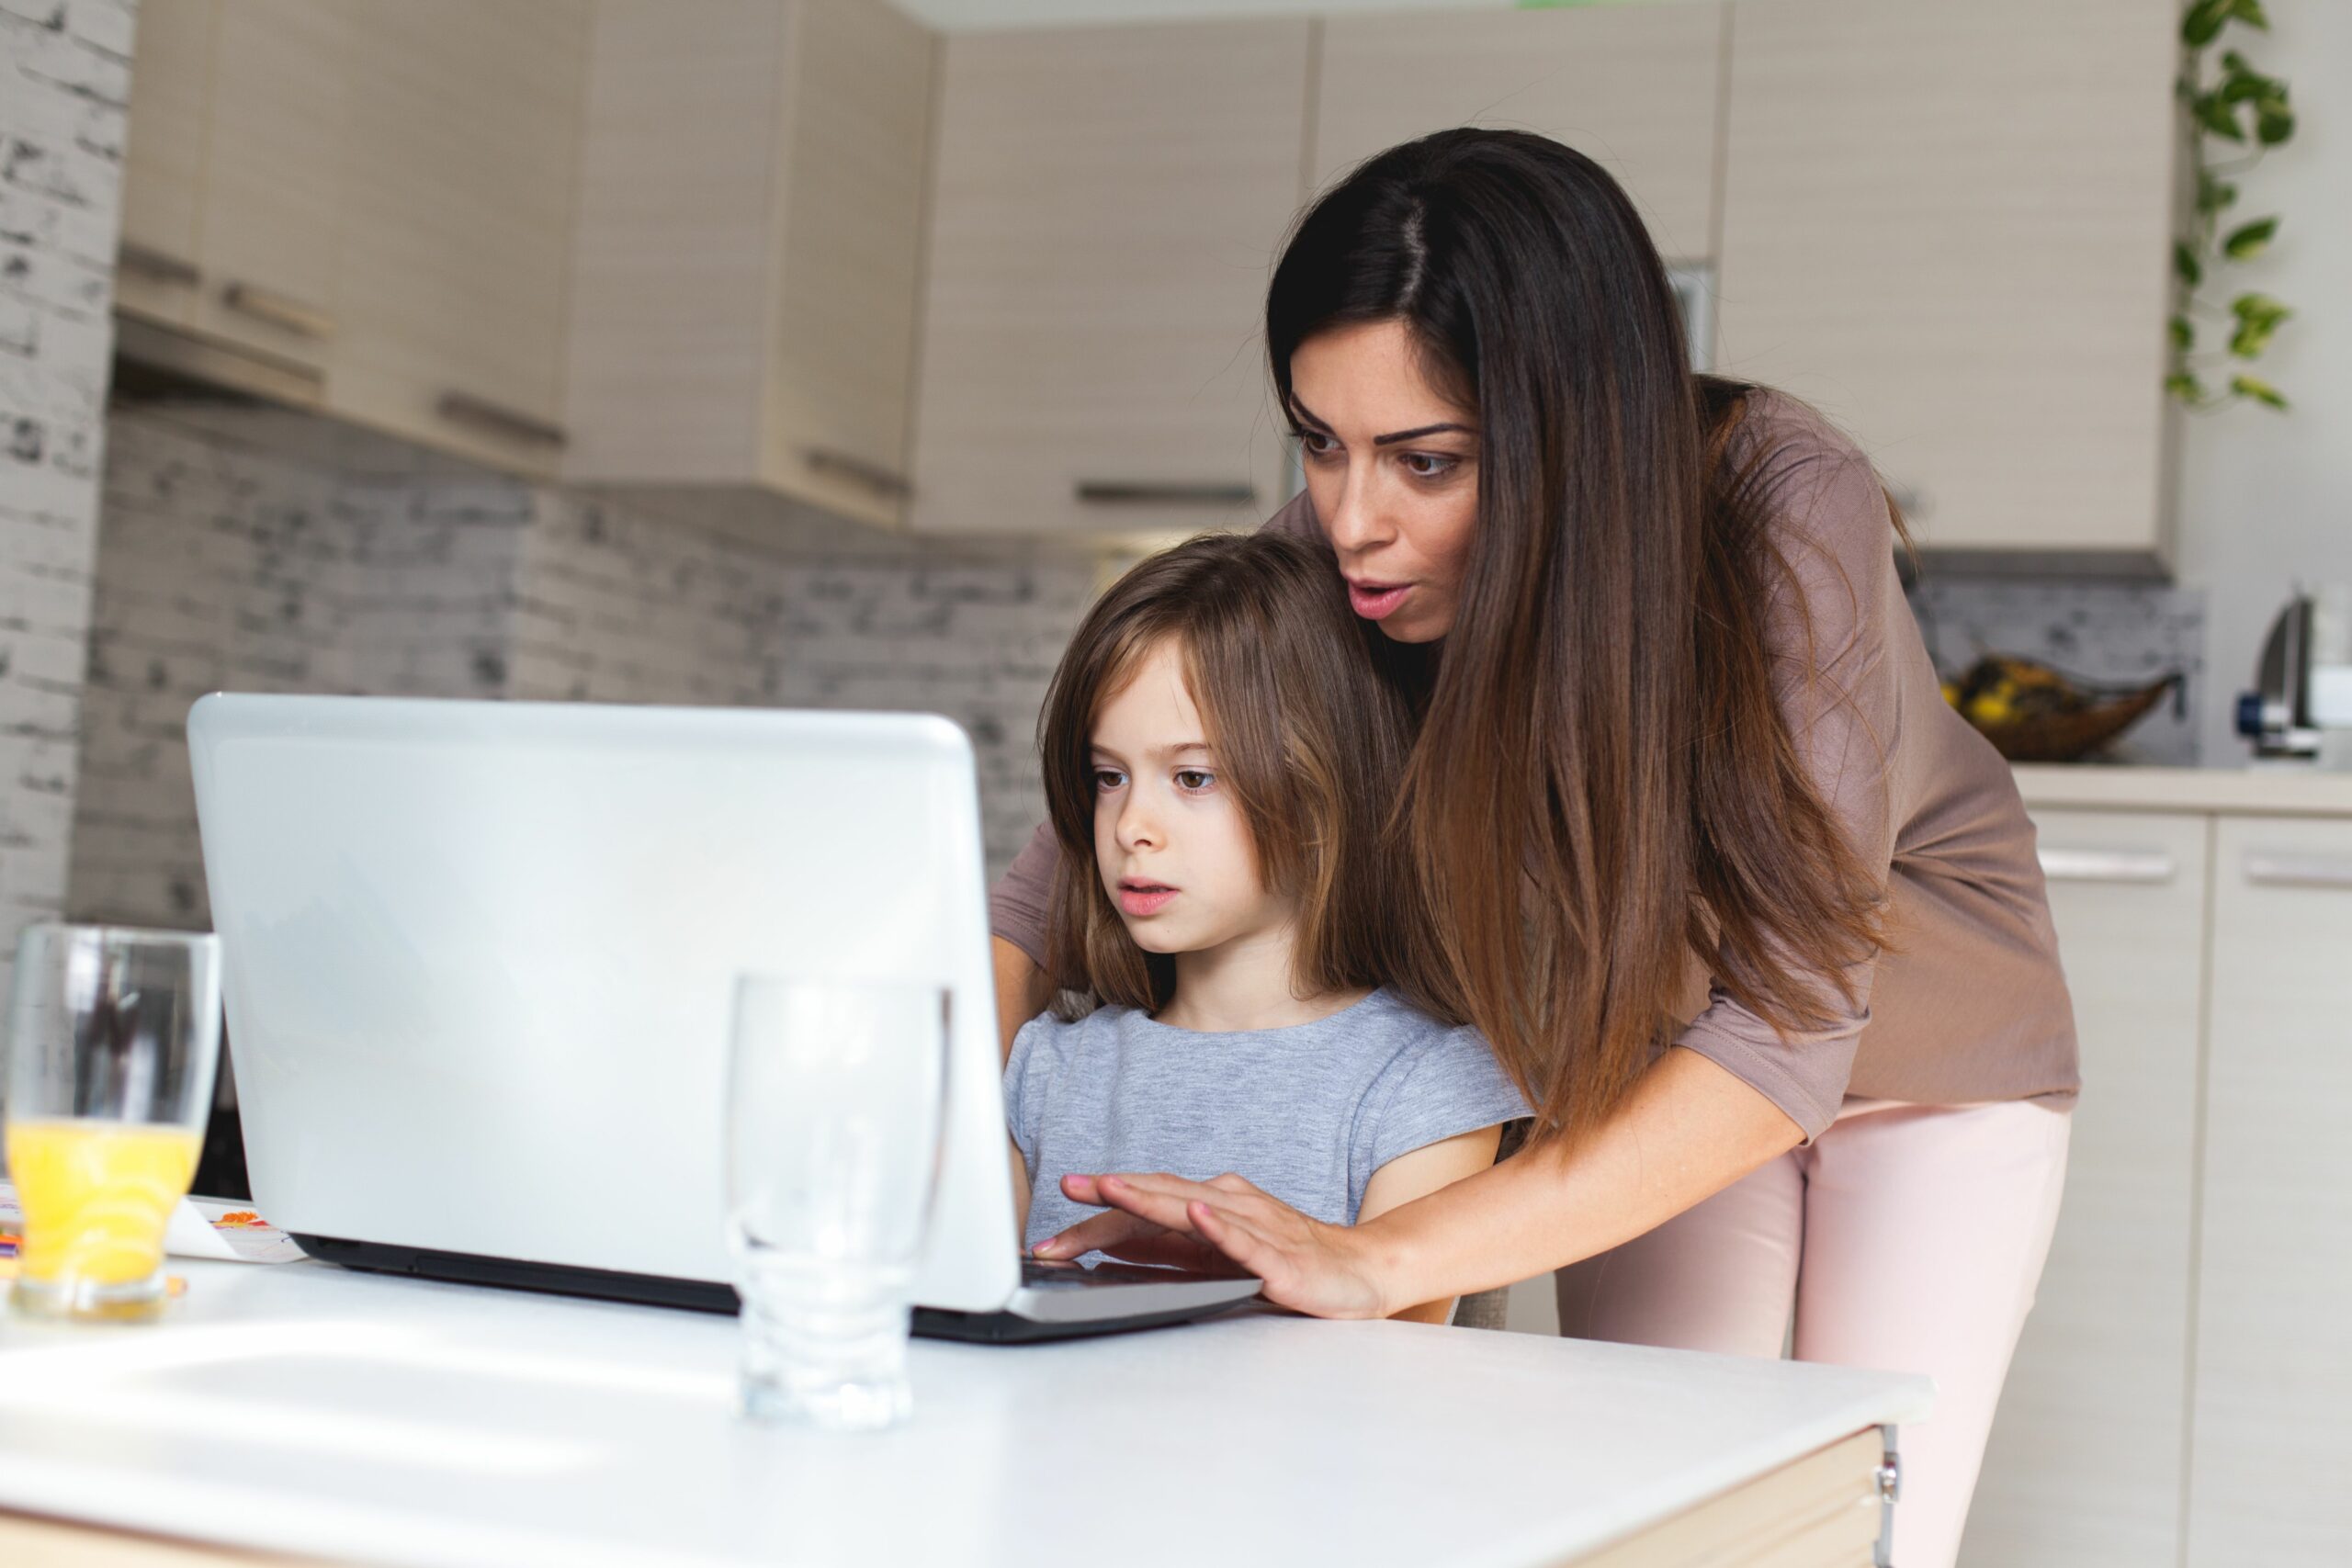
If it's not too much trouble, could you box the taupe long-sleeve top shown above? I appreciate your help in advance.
[989,392,2079,1141]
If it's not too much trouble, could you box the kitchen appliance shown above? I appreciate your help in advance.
[2237,585,2352,768]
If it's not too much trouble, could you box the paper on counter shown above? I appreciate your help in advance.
[0,1179,305,1265]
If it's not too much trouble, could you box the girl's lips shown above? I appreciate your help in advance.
[1347,580,1412,621]
[1117,884,1178,917]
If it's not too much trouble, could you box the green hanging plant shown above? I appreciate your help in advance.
[2168,0,2295,412]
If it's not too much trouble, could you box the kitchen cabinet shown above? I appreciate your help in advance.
[330,1,589,478]
[909,20,1311,538]
[1963,810,2209,1568]
[1715,0,2179,569]
[184,0,346,376]
[2188,815,2352,1564]
[564,0,934,529]
[1312,3,1725,272]
[115,0,212,330]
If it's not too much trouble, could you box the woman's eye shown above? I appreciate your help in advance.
[1293,429,1340,461]
[1401,451,1458,479]
[1092,768,1126,792]
[1174,769,1216,793]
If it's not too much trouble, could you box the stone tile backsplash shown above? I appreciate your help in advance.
[69,407,1101,930]
[1905,574,2208,765]
[0,0,134,996]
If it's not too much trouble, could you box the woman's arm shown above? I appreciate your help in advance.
[1355,1124,1503,1324]
[1039,1046,1801,1317]
[993,935,1050,1067]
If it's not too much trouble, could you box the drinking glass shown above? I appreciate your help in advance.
[5,924,222,1323]
[725,976,948,1431]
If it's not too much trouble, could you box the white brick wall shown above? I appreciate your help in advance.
[71,409,1100,931]
[1,0,133,991]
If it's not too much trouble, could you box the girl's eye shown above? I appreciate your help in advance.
[1092,767,1126,792]
[1174,769,1216,793]
[1401,451,1459,479]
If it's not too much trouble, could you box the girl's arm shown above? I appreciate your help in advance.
[1039,1046,1802,1316]
[1355,1125,1504,1324]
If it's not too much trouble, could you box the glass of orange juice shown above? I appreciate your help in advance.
[4,923,221,1324]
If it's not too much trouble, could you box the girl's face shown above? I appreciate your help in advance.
[1090,639,1295,958]
[1288,318,1480,644]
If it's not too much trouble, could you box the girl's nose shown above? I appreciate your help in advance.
[1116,795,1159,851]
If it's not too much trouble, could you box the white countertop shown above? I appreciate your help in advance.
[2014,761,2352,816]
[0,1258,1930,1568]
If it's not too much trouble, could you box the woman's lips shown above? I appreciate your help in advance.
[1117,882,1178,917]
[1347,580,1412,620]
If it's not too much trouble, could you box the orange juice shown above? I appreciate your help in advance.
[5,1117,200,1300]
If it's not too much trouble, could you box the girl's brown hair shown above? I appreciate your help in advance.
[1267,128,1893,1144]
[1037,532,1429,1021]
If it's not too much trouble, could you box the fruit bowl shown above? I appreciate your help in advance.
[1942,656,2187,763]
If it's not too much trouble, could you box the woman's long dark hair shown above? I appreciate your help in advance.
[1268,128,1889,1144]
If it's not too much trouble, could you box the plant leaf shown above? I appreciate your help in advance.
[2165,371,2205,403]
[2184,0,2233,45]
[2170,315,2195,351]
[2230,0,2271,30]
[2224,217,2278,259]
[2230,373,2287,410]
[2257,103,2295,144]
[2197,92,2246,140]
[2175,243,2203,288]
[2228,294,2290,357]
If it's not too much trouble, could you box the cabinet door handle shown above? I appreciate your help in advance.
[118,242,200,286]
[2243,852,2352,889]
[435,391,568,449]
[1076,481,1257,507]
[2038,847,2177,884]
[804,447,910,498]
[221,281,336,341]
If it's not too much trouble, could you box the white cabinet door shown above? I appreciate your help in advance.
[910,20,1310,538]
[1313,3,1724,271]
[187,0,347,373]
[2188,816,2352,1566]
[1716,0,2177,564]
[332,0,589,477]
[1962,810,2208,1568]
[116,0,215,327]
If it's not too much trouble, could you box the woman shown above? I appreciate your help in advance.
[988,130,2076,1568]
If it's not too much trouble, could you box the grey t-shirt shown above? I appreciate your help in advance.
[1006,987,1529,1253]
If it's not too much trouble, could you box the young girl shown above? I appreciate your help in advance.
[1001,532,1526,1325]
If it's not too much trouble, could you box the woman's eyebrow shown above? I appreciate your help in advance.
[1286,399,1476,446]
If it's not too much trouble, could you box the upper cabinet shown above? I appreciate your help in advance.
[332,1,589,478]
[118,0,346,386]
[1715,0,2180,569]
[1313,4,1725,271]
[908,20,1312,538]
[564,0,935,528]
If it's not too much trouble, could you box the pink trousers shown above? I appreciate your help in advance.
[1554,1097,2071,1568]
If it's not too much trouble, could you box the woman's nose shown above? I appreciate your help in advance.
[1320,470,1393,557]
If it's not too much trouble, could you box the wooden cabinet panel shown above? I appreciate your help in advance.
[1313,3,1725,269]
[566,0,933,528]
[910,20,1310,538]
[332,0,588,477]
[2188,816,2352,1565]
[117,0,215,327]
[187,0,346,373]
[1716,0,2177,564]
[761,0,933,527]
[1962,811,2208,1568]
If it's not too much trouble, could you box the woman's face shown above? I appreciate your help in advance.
[1288,319,1480,644]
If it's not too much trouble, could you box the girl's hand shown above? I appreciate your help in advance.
[1036,1172,1392,1320]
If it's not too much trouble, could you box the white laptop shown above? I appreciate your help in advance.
[187,694,1258,1341]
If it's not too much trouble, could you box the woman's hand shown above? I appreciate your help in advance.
[1036,1172,1392,1320]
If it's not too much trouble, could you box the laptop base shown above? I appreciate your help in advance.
[293,1235,1255,1343]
